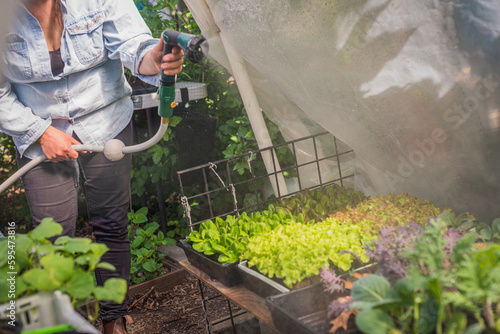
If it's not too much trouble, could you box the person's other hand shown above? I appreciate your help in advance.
[38,126,81,162]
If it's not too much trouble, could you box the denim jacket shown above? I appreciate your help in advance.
[0,0,160,159]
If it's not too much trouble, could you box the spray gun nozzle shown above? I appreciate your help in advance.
[158,29,209,118]
[186,35,209,63]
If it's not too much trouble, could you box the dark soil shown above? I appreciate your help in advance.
[91,276,237,334]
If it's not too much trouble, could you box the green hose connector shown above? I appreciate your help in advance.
[157,84,176,118]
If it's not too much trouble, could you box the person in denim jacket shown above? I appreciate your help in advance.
[0,0,183,333]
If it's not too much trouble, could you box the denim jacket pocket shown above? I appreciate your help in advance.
[2,34,33,81]
[66,10,105,65]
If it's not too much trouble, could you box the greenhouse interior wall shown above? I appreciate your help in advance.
[184,0,500,222]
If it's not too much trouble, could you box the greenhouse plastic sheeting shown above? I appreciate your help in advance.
[185,0,500,221]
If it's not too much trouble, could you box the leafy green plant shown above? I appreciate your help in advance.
[347,216,500,334]
[330,193,447,233]
[276,185,366,222]
[242,217,377,288]
[219,116,257,175]
[440,210,500,243]
[187,192,446,288]
[166,219,189,240]
[217,114,295,176]
[0,218,127,321]
[186,205,299,264]
[448,243,500,332]
[128,208,176,284]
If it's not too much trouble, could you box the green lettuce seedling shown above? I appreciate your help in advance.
[242,218,377,288]
[187,205,299,264]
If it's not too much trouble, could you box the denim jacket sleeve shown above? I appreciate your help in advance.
[102,0,160,86]
[0,0,159,159]
[0,76,52,154]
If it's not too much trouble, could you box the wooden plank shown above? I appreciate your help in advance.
[128,268,187,299]
[81,268,187,315]
[179,259,278,331]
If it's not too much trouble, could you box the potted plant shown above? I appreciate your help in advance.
[180,204,298,286]
[0,218,127,333]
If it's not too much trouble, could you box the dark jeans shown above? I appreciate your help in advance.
[17,123,133,322]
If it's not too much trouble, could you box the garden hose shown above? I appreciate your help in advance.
[0,29,208,196]
[0,120,169,195]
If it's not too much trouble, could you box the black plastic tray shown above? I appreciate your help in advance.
[178,239,243,287]
[237,260,290,298]
[266,283,359,334]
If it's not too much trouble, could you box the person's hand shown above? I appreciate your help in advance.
[38,126,82,162]
[139,39,184,76]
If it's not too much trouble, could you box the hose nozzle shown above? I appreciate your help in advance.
[157,29,209,118]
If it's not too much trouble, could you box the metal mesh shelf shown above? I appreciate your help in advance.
[177,131,355,231]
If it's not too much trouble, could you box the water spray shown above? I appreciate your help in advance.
[0,29,208,194]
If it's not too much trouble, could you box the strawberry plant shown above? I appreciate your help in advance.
[0,218,127,321]
[128,208,176,284]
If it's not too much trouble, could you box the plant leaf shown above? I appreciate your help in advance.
[89,243,109,257]
[463,324,484,334]
[351,275,392,310]
[62,238,93,253]
[143,260,161,273]
[492,218,500,233]
[355,309,395,334]
[64,269,94,299]
[131,236,145,249]
[22,268,61,291]
[96,262,117,271]
[28,218,63,241]
[93,278,127,303]
[162,238,176,246]
[444,312,467,334]
[40,253,74,282]
[0,240,8,268]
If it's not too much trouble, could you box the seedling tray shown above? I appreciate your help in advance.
[237,260,290,298]
[266,283,359,334]
[178,239,243,287]
[0,291,99,334]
